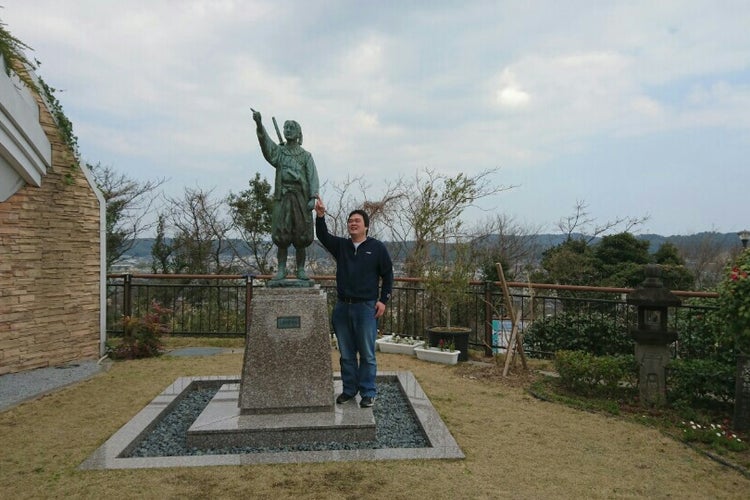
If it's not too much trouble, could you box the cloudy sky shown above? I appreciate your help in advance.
[3,0,749,237]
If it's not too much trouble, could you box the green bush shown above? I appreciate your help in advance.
[666,358,735,411]
[672,298,734,364]
[525,311,633,357]
[107,301,171,359]
[717,249,750,354]
[554,350,637,397]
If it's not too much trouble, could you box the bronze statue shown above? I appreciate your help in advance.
[251,109,319,281]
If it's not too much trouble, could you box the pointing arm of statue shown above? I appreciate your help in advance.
[251,108,262,128]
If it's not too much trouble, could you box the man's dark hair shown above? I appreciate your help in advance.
[348,209,370,229]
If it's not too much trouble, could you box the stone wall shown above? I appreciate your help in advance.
[0,77,102,375]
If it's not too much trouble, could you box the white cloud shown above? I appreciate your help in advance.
[495,69,531,109]
[2,0,750,234]
[630,96,664,118]
[496,86,530,108]
[341,36,386,76]
[352,110,380,130]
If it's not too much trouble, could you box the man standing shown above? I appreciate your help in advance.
[252,109,319,281]
[314,196,393,408]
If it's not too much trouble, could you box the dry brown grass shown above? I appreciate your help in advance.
[2,338,750,499]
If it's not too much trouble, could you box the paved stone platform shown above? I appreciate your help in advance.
[80,371,464,469]
[187,380,375,449]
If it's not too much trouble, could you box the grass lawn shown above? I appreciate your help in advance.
[1,336,750,499]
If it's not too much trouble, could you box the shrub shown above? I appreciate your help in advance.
[717,249,750,354]
[554,350,637,397]
[666,358,735,411]
[107,301,171,359]
[672,298,732,363]
[525,311,633,357]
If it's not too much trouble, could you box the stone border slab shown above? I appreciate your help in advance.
[80,371,463,469]
[186,380,376,448]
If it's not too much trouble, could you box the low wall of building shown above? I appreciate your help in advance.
[0,74,101,375]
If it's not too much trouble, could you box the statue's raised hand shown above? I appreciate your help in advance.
[250,108,262,124]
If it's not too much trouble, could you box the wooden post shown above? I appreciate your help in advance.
[495,263,527,376]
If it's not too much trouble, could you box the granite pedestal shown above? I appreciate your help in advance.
[239,286,333,414]
[188,286,375,449]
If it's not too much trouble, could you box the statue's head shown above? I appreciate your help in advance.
[283,120,303,144]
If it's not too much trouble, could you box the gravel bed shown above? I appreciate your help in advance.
[128,379,428,457]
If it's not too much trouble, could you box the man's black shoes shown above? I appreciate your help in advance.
[336,393,355,404]
[336,393,375,407]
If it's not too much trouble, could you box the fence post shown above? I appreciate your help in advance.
[123,273,132,318]
[245,275,254,335]
[484,281,493,357]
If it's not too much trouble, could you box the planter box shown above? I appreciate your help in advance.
[426,327,471,362]
[414,346,460,365]
[376,336,424,355]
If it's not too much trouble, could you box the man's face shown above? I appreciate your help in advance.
[347,214,367,239]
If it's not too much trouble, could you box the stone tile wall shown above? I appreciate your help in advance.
[0,70,101,374]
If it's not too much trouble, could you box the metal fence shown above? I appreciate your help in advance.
[107,273,719,357]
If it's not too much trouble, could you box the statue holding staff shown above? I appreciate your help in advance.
[251,108,319,282]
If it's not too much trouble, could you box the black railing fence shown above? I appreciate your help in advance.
[107,274,718,357]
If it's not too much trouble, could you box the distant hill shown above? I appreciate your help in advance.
[637,232,740,253]
[127,238,158,258]
[529,231,741,254]
[123,232,743,260]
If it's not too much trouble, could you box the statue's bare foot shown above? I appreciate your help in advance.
[296,269,309,280]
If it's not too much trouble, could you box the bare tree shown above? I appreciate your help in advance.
[674,232,733,289]
[89,163,165,269]
[557,200,649,243]
[380,168,514,276]
[161,187,233,274]
[311,174,406,274]
[317,174,404,237]
[473,214,544,281]
[314,168,515,279]
[317,175,369,237]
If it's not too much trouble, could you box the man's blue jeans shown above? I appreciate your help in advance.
[332,300,378,398]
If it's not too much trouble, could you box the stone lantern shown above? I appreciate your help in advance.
[626,264,681,407]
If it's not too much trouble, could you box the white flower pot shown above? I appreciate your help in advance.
[375,335,392,351]
[414,346,460,365]
[376,336,424,355]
